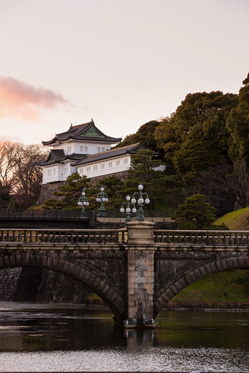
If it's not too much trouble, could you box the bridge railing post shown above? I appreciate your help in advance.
[124,221,156,329]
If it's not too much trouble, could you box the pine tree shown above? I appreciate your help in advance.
[43,173,95,210]
[174,194,216,229]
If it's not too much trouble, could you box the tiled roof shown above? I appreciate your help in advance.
[72,142,141,166]
[42,120,121,145]
[35,149,87,167]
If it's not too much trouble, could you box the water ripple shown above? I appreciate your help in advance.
[0,347,249,372]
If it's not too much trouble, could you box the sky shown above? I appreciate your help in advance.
[0,0,248,145]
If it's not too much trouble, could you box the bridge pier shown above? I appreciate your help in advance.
[124,221,156,328]
[1,227,248,329]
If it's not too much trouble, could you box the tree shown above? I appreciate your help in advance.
[0,141,47,208]
[116,133,138,148]
[43,173,95,210]
[0,141,15,208]
[227,73,249,163]
[116,120,164,157]
[96,175,125,210]
[13,144,46,208]
[197,159,249,209]
[126,148,164,187]
[154,117,177,174]
[122,148,185,211]
[154,91,239,181]
[174,194,216,229]
[0,141,18,191]
[173,130,227,184]
[0,183,11,208]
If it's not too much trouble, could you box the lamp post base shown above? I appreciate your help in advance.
[124,319,156,329]
[97,210,108,217]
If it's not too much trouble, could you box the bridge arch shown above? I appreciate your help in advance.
[155,256,249,313]
[0,252,127,325]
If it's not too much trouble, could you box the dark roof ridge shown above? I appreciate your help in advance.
[50,149,65,153]
[91,142,141,156]
[56,122,91,137]
[72,142,141,167]
[42,120,121,145]
[69,120,93,131]
[35,151,88,167]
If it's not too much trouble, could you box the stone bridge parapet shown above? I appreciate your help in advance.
[0,226,248,328]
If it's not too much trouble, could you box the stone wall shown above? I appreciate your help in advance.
[0,268,21,300]
[0,268,92,304]
[36,181,65,205]
[36,171,129,205]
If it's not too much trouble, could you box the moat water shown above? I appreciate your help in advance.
[0,302,248,372]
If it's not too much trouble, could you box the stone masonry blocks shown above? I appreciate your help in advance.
[127,233,156,321]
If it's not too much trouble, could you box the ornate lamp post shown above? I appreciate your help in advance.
[120,184,150,222]
[131,184,150,221]
[96,185,108,217]
[120,195,137,222]
[77,189,89,219]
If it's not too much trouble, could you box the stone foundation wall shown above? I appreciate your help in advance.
[36,171,129,205]
[0,268,21,300]
[36,181,65,205]
[0,268,92,304]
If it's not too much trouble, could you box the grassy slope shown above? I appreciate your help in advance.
[169,269,249,308]
[214,207,249,230]
[170,207,249,308]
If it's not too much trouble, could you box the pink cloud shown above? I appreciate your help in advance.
[0,76,70,121]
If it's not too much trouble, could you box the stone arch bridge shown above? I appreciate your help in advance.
[0,222,248,328]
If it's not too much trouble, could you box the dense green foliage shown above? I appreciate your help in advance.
[111,73,249,214]
[96,175,125,210]
[43,173,125,211]
[227,73,249,163]
[25,73,249,214]
[122,149,183,212]
[155,91,239,183]
[116,120,163,157]
[43,173,93,210]
[174,194,216,229]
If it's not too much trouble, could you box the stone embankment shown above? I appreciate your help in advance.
[0,268,91,304]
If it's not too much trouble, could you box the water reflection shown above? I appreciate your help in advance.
[156,310,249,348]
[0,302,248,372]
[125,329,156,351]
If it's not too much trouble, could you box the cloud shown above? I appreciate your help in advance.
[0,76,70,121]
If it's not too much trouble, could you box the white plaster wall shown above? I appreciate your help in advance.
[51,141,112,155]
[42,162,77,184]
[51,142,74,155]
[154,165,166,172]
[76,155,131,178]
[73,142,111,154]
[42,165,59,184]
